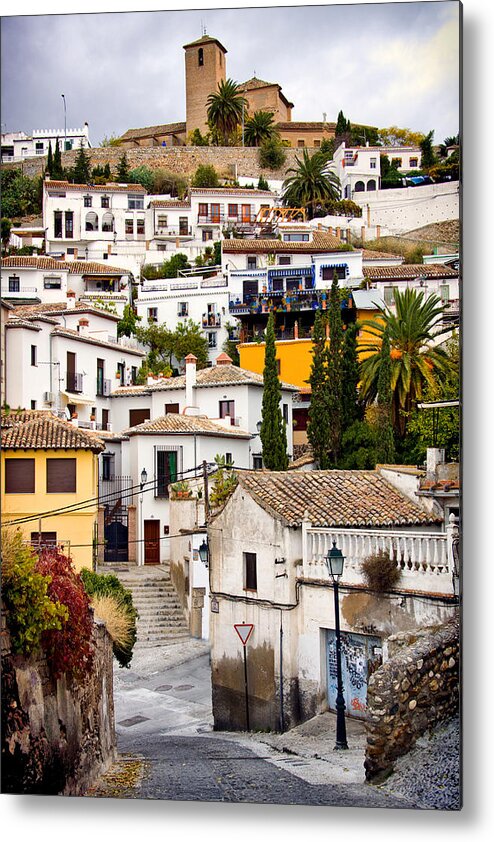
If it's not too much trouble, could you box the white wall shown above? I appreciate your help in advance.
[354,181,460,233]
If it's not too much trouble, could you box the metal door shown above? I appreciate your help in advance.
[326,630,382,719]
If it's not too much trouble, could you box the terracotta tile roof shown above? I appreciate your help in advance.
[238,77,277,91]
[1,409,56,427]
[149,199,191,209]
[1,257,130,275]
[119,122,187,141]
[362,249,403,261]
[418,478,460,493]
[111,364,298,396]
[223,230,345,254]
[1,411,105,453]
[363,264,457,280]
[50,326,146,355]
[288,451,315,470]
[45,180,146,193]
[11,301,120,322]
[125,413,252,438]
[190,188,274,197]
[277,122,336,131]
[183,34,227,52]
[236,470,441,528]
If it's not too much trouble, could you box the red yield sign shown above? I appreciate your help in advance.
[234,623,254,646]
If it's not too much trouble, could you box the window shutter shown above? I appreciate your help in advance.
[5,459,35,493]
[129,409,151,427]
[46,458,76,493]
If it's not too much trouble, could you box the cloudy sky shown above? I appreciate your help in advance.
[1,1,460,147]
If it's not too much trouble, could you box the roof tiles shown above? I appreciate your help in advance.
[125,413,252,438]
[1,411,105,453]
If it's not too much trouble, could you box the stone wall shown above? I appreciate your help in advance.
[1,606,116,795]
[364,616,460,781]
[4,145,300,181]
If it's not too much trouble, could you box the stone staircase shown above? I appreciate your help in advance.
[97,562,191,648]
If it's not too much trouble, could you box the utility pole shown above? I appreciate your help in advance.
[202,460,209,520]
[61,94,67,153]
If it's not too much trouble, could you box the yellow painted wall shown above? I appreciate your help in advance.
[239,338,315,390]
[1,449,99,573]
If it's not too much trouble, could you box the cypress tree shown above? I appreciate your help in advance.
[52,138,64,180]
[326,271,344,464]
[117,152,130,182]
[260,312,288,471]
[72,143,92,184]
[47,141,53,177]
[103,163,111,179]
[375,326,395,464]
[307,309,331,468]
[341,321,361,432]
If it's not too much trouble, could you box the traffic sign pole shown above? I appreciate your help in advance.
[243,645,250,731]
[234,624,254,731]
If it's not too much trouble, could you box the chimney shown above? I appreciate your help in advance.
[66,289,76,309]
[78,317,89,336]
[216,352,232,366]
[426,447,445,479]
[185,353,197,409]
[361,226,366,242]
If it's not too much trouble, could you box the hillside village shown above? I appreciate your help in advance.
[1,30,460,806]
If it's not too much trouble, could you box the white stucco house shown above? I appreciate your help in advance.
[207,468,458,732]
[1,123,91,163]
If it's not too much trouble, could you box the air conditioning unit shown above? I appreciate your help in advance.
[43,391,55,404]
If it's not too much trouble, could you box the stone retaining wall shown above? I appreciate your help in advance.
[1,606,116,795]
[3,145,300,181]
[364,616,460,781]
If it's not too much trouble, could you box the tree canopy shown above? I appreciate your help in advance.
[260,313,288,470]
[282,149,340,218]
[136,320,209,372]
[206,78,248,146]
[244,111,279,147]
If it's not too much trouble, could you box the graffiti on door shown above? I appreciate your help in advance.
[327,630,382,719]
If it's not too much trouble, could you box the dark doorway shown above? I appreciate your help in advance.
[144,519,160,564]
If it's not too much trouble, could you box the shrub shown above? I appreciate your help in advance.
[128,165,155,191]
[191,164,219,188]
[1,530,68,656]
[36,549,94,680]
[80,569,137,668]
[210,455,238,509]
[259,137,287,170]
[91,595,135,652]
[361,550,401,592]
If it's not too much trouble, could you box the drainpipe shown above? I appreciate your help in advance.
[279,609,285,732]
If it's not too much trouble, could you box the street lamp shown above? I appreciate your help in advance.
[198,537,209,567]
[61,94,67,152]
[325,541,348,750]
[140,468,148,491]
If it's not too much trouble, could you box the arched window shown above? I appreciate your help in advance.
[344,185,351,199]
[102,212,114,232]
[367,179,376,191]
[198,48,204,66]
[85,211,98,231]
[354,181,365,192]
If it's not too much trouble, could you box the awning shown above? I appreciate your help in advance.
[268,267,313,278]
[60,391,95,406]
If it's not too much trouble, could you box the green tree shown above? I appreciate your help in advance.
[244,110,278,147]
[188,128,210,146]
[117,304,141,338]
[71,143,92,184]
[260,313,288,470]
[257,174,269,191]
[258,136,287,170]
[359,288,450,435]
[335,110,350,135]
[46,141,54,177]
[319,137,335,160]
[378,126,425,147]
[1,217,12,250]
[419,130,436,170]
[206,78,248,146]
[282,149,341,218]
[116,152,130,182]
[0,170,42,219]
[136,320,209,371]
[375,326,395,464]
[307,309,331,468]
[341,322,361,432]
[100,133,122,147]
[439,134,459,157]
[52,137,64,180]
[128,165,154,191]
[141,252,190,280]
[338,420,377,470]
[103,163,111,179]
[191,164,219,188]
[326,272,344,464]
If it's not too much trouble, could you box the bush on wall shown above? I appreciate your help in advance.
[361,549,401,592]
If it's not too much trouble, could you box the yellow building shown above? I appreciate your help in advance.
[1,410,104,572]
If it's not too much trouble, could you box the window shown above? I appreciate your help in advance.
[440,284,450,302]
[64,140,73,151]
[297,139,305,148]
[54,211,63,238]
[102,408,110,430]
[322,265,347,281]
[383,286,396,305]
[157,214,168,229]
[65,211,73,239]
[225,452,233,466]
[96,358,105,395]
[35,141,44,154]
[244,552,257,590]
[283,233,309,242]
[5,458,35,493]
[370,158,377,169]
[125,218,134,236]
[278,256,291,266]
[47,458,76,493]
[313,140,321,148]
[31,400,37,410]
[283,403,289,423]
[117,362,125,382]
[44,276,62,289]
[136,218,145,236]
[253,455,263,471]
[101,196,110,208]
[85,211,98,231]
[131,366,138,385]
[157,243,167,251]
[129,408,151,427]
[101,453,114,481]
[410,157,418,168]
[391,158,402,169]
[84,196,92,207]
[219,400,235,420]
[354,181,365,192]
[30,532,57,549]
[202,230,213,241]
[179,217,189,235]
[165,403,179,414]
[228,204,238,218]
[198,47,204,66]
[31,345,37,366]
[67,248,76,255]
[102,212,114,232]
[367,179,376,191]
[207,332,217,349]
[155,449,178,498]
[198,203,208,219]
[128,194,144,210]
[8,276,20,292]
[247,256,257,270]
[147,307,158,322]
[276,359,281,375]
[177,302,188,317]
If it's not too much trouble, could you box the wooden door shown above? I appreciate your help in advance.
[211,203,220,223]
[66,351,76,391]
[241,204,251,223]
[144,520,160,564]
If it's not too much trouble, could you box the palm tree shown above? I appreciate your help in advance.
[358,288,451,435]
[282,149,341,218]
[206,79,248,146]
[244,110,278,147]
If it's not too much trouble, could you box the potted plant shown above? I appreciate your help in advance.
[171,480,192,499]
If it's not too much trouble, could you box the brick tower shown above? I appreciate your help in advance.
[183,34,227,138]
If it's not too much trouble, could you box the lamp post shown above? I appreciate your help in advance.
[198,537,209,567]
[61,94,67,152]
[325,541,348,750]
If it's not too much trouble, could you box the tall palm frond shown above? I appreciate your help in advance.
[244,110,278,147]
[206,79,248,146]
[282,148,340,218]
